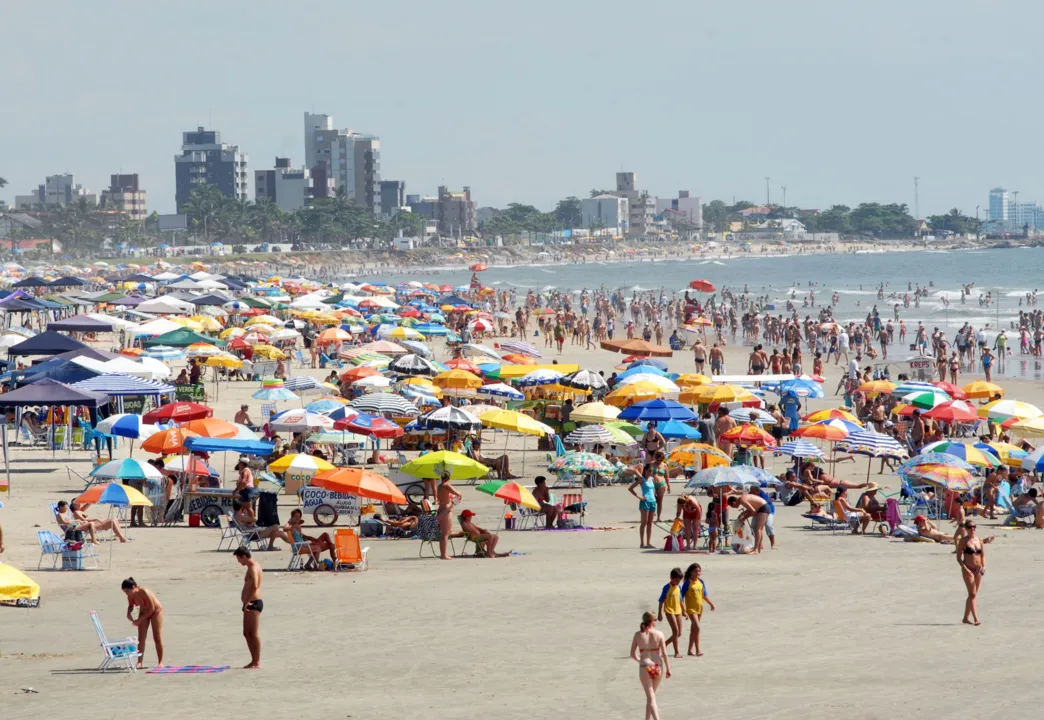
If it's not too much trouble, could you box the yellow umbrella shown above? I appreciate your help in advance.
[668,442,731,468]
[962,380,1004,400]
[856,380,897,395]
[252,344,286,360]
[479,408,553,436]
[246,315,281,326]
[674,373,711,388]
[189,315,223,331]
[803,408,859,423]
[604,381,664,407]
[570,401,621,423]
[244,323,276,335]
[168,316,203,332]
[309,313,340,325]
[205,353,243,369]
[219,327,245,340]
[1008,416,1044,437]
[433,369,483,390]
[0,564,40,607]
[681,384,755,405]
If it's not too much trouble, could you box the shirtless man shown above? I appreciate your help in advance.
[460,510,509,557]
[532,475,560,529]
[692,340,706,374]
[801,461,868,492]
[436,471,462,560]
[57,500,128,543]
[728,491,770,554]
[234,547,263,669]
[709,343,725,375]
[714,408,736,458]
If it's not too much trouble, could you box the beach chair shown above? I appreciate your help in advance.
[90,611,140,672]
[418,512,459,558]
[516,502,546,530]
[216,514,247,552]
[895,524,935,543]
[386,451,408,470]
[901,478,939,519]
[294,349,306,367]
[560,490,587,527]
[998,483,1034,526]
[37,529,99,570]
[20,422,49,447]
[456,514,483,557]
[260,403,277,425]
[831,500,860,535]
[287,532,320,571]
[67,465,102,491]
[227,514,268,551]
[801,511,848,531]
[334,528,369,571]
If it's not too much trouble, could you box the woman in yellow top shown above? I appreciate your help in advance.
[682,563,715,656]
[656,568,684,658]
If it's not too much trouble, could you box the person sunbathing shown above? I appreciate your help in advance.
[286,510,337,568]
[834,488,871,534]
[459,510,508,557]
[470,437,519,479]
[913,515,954,544]
[233,501,291,551]
[1011,488,1044,528]
[58,501,128,543]
[802,461,868,492]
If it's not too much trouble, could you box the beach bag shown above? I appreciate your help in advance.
[64,528,84,543]
[663,535,683,552]
[730,520,753,554]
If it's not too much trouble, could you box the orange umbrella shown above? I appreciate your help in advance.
[444,357,482,374]
[719,423,777,448]
[317,328,352,343]
[340,366,381,382]
[311,468,406,504]
[181,417,238,438]
[599,338,673,357]
[141,427,200,454]
[501,354,537,365]
[688,279,715,292]
[120,347,143,356]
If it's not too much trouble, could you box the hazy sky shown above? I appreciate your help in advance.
[2,0,1039,217]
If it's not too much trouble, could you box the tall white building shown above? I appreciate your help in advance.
[656,190,703,229]
[15,174,96,208]
[254,158,327,213]
[988,187,1008,225]
[581,195,629,234]
[303,112,381,214]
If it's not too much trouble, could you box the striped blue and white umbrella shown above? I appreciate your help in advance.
[95,413,160,440]
[417,406,483,431]
[284,376,325,393]
[476,383,525,400]
[499,341,541,358]
[835,430,908,459]
[687,465,780,489]
[776,440,824,459]
[142,345,184,361]
[517,369,564,387]
[305,399,347,414]
[777,378,825,399]
[89,458,165,483]
[399,340,432,358]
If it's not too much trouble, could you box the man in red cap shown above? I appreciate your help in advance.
[459,510,508,558]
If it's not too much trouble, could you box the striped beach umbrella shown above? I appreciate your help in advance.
[349,393,418,417]
[417,406,483,431]
[476,383,525,400]
[687,465,778,489]
[667,443,730,469]
[89,458,164,483]
[920,440,1001,468]
[777,440,824,459]
[95,414,160,440]
[499,341,541,358]
[791,418,861,441]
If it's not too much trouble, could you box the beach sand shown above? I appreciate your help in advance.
[1,337,1041,719]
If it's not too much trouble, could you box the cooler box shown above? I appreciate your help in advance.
[62,549,85,570]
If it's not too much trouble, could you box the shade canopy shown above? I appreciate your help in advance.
[48,315,115,332]
[142,327,226,348]
[0,377,108,407]
[183,436,276,455]
[7,330,88,357]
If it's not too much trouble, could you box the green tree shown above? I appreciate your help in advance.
[553,197,583,229]
[589,189,613,198]
[817,205,852,233]
[927,208,981,237]
[702,200,729,233]
[182,184,228,241]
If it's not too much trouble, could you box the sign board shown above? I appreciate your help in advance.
[301,486,360,522]
[157,214,188,231]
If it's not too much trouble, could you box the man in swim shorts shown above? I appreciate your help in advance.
[235,547,263,669]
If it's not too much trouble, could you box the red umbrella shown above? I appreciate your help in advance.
[689,280,715,292]
[439,285,453,292]
[143,402,213,424]
[397,308,421,318]
[228,337,250,351]
[923,400,978,423]
[933,381,967,400]
[340,366,381,382]
[470,263,488,272]
[444,357,482,373]
[719,423,776,448]
[334,415,404,438]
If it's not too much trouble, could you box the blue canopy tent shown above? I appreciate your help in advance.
[183,437,275,455]
[48,315,116,332]
[70,375,177,414]
[0,378,110,469]
[7,330,89,358]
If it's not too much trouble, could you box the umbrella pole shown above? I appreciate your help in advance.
[3,420,11,497]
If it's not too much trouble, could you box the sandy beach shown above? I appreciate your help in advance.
[1,335,1041,720]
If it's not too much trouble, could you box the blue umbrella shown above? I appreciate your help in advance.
[619,365,668,380]
[305,399,347,414]
[95,413,157,440]
[618,399,697,423]
[777,378,825,399]
[89,458,164,482]
[252,385,299,401]
[399,340,432,358]
[323,406,360,421]
[415,323,450,336]
[655,419,702,440]
[776,439,824,459]
[627,359,669,372]
[143,345,185,361]
[687,465,778,488]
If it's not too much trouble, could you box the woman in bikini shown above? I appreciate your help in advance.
[436,471,461,560]
[956,519,986,625]
[629,611,670,720]
[650,451,670,523]
[122,577,164,668]
[674,495,703,549]
[628,465,658,549]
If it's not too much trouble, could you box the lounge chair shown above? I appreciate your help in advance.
[90,610,140,672]
[998,484,1035,526]
[417,513,462,558]
[226,513,268,551]
[895,524,935,543]
[801,510,848,531]
[287,532,321,571]
[37,529,99,570]
[334,528,369,571]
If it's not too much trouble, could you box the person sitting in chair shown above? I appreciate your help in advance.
[286,509,337,568]
[57,500,128,543]
[532,475,561,529]
[459,509,508,557]
[470,437,519,479]
[233,501,292,551]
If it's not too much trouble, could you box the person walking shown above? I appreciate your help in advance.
[956,519,986,626]
[629,611,670,720]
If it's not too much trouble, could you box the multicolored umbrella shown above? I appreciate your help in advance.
[476,480,540,510]
[95,414,160,440]
[897,452,975,475]
[791,418,861,441]
[719,423,776,448]
[976,442,1028,468]
[499,341,541,358]
[922,400,978,423]
[89,458,164,483]
[400,450,489,480]
[667,443,730,469]
[348,393,418,417]
[548,452,618,476]
[141,427,200,454]
[980,399,1044,421]
[617,399,697,423]
[252,379,299,401]
[901,389,950,410]
[899,464,977,492]
[76,482,154,506]
[269,409,336,432]
[267,453,335,474]
[802,408,859,423]
[919,440,1001,468]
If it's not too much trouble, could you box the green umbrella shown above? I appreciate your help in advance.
[604,421,643,438]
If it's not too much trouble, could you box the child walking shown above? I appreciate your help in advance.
[657,568,684,658]
[682,563,715,656]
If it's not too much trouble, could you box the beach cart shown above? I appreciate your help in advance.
[183,487,238,527]
[301,485,361,526]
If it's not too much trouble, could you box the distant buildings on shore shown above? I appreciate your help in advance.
[988,187,1044,234]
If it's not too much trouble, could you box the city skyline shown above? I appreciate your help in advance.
[3,0,1043,217]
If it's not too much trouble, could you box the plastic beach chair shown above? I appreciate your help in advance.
[334,528,369,571]
[90,610,140,672]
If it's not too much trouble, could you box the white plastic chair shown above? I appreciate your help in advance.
[90,610,140,672]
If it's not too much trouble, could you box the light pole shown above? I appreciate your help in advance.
[765,177,770,207]
[781,186,787,217]
[913,176,920,220]
[1013,190,1020,235]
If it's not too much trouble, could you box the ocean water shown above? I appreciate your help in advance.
[353,246,1044,379]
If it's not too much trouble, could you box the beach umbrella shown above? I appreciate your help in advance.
[305,399,348,414]
[433,369,483,391]
[401,450,489,480]
[604,421,644,438]
[479,408,554,437]
[687,465,776,489]
[389,353,438,376]
[517,369,565,387]
[674,373,711,388]
[548,452,618,476]
[721,405,770,424]
[284,376,325,393]
[352,375,394,390]
[920,440,1001,468]
[323,405,361,422]
[161,456,220,477]
[0,565,41,608]
[791,419,861,441]
[501,353,537,365]
[182,417,238,438]
[268,453,335,475]
[923,400,979,423]
[604,382,663,407]
[682,384,756,405]
[269,409,336,432]
[185,342,221,358]
[89,459,164,483]
[856,379,897,395]
[570,401,620,423]
[349,394,418,416]
[834,429,909,481]
[719,423,776,448]
[499,341,541,358]
[1019,447,1044,472]
[142,345,185,361]
[802,408,859,423]
[777,440,824,459]
[335,413,404,438]
[900,464,977,492]
[252,344,286,360]
[241,331,270,345]
[95,414,160,440]
[1008,416,1044,437]
[888,381,938,396]
[619,365,668,380]
[618,399,697,423]
[461,343,501,360]
[475,480,540,510]
[268,328,301,342]
[564,425,614,445]
[668,443,730,469]
[469,263,488,272]
[307,430,368,446]
[252,380,299,401]
[616,374,680,393]
[417,406,483,431]
[340,366,381,383]
[77,482,154,506]
[655,419,702,440]
[628,358,669,372]
[399,340,433,358]
[141,427,200,454]
[317,327,352,344]
[897,452,975,475]
[977,442,1028,468]
[379,326,425,341]
[901,389,950,410]
[476,383,525,400]
[932,381,967,400]
[600,338,673,357]
[311,467,406,504]
[978,399,1043,421]
[962,380,1004,400]
[688,279,715,292]
[143,402,213,424]
[777,378,824,399]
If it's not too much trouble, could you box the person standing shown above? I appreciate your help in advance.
[682,563,715,656]
[436,471,462,560]
[657,568,684,658]
[956,519,985,626]
[629,612,670,720]
[235,547,263,668]
[628,466,657,549]
[122,578,164,669]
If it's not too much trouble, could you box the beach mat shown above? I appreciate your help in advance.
[147,665,230,674]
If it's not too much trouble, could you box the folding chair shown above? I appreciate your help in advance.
[418,513,458,557]
[260,403,277,425]
[37,529,100,570]
[560,490,587,527]
[90,611,140,672]
[334,528,369,571]
[216,514,247,551]
[227,513,268,551]
[287,533,320,571]
[67,465,103,491]
[386,451,408,470]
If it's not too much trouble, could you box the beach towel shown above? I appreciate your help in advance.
[885,498,902,533]
[147,665,230,674]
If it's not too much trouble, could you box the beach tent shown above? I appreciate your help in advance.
[0,297,45,312]
[48,276,88,287]
[142,327,226,348]
[127,318,182,339]
[0,377,109,408]
[190,292,232,306]
[7,330,88,358]
[48,315,115,332]
[11,277,51,289]
[18,360,99,387]
[183,436,275,455]
[135,299,194,315]
[107,295,146,307]
[0,564,41,608]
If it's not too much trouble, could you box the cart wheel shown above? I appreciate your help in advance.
[199,505,223,528]
[313,504,338,527]
[404,483,425,505]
